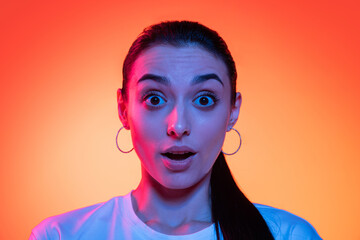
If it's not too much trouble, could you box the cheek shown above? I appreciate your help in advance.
[194,110,229,157]
[197,123,226,149]
[196,108,229,136]
[127,104,164,154]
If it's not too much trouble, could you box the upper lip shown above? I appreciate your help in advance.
[162,146,196,154]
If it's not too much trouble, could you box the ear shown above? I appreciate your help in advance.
[117,88,130,130]
[227,92,242,131]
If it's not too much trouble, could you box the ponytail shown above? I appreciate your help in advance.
[210,152,274,239]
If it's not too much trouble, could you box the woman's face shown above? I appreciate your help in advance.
[118,45,241,189]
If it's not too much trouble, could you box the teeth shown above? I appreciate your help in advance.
[162,152,195,160]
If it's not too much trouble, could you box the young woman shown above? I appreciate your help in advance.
[30,21,322,240]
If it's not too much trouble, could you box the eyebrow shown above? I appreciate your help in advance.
[137,73,224,86]
[137,74,170,85]
[193,73,224,86]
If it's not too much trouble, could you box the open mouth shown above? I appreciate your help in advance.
[161,152,196,160]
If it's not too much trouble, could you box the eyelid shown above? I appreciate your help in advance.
[141,89,165,100]
[142,90,167,108]
[195,90,219,100]
[193,90,220,107]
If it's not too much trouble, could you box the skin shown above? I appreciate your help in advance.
[117,45,241,235]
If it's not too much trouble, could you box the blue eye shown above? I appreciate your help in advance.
[193,94,218,107]
[144,94,166,107]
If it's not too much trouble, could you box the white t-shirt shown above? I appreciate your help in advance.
[30,192,322,240]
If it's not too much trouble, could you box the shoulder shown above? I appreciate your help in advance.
[254,203,322,240]
[30,195,126,240]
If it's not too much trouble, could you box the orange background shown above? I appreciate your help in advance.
[1,0,359,239]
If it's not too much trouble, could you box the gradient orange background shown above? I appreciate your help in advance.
[1,0,359,239]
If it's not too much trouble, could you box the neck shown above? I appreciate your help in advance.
[131,168,213,235]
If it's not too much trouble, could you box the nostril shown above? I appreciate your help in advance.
[167,125,191,137]
[166,107,191,137]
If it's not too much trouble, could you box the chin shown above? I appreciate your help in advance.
[158,171,211,191]
[164,181,195,190]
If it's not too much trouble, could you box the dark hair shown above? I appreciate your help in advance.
[122,21,236,105]
[122,21,274,240]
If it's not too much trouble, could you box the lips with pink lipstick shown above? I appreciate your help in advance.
[161,146,196,171]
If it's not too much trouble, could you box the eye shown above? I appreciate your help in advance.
[144,93,166,107]
[193,93,218,107]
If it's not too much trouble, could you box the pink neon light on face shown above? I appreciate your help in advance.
[125,45,234,189]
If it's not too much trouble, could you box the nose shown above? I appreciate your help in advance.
[167,103,191,138]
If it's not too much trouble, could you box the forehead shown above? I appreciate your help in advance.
[129,45,229,85]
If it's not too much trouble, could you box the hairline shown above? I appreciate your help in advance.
[124,42,232,96]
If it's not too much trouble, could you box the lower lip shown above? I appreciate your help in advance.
[161,154,195,171]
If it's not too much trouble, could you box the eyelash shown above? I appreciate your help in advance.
[194,91,220,108]
[141,90,220,109]
[142,90,166,108]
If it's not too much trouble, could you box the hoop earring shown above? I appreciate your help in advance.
[116,127,134,153]
[222,127,242,156]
